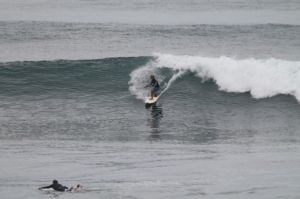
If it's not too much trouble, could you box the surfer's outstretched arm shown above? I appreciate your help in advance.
[38,180,68,192]
[38,184,53,190]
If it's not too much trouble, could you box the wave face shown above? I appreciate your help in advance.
[129,54,300,103]
[1,54,299,103]
[0,57,149,97]
[1,55,300,142]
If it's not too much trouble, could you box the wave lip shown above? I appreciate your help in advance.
[155,53,300,102]
[129,53,300,103]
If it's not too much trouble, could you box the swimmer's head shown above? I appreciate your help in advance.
[53,180,58,184]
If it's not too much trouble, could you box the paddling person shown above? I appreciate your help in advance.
[149,75,160,100]
[38,180,69,192]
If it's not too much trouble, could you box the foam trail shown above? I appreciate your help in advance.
[154,53,300,102]
[158,70,186,97]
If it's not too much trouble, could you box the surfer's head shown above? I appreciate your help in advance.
[53,180,58,184]
[150,75,155,79]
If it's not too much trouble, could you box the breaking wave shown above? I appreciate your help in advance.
[129,53,300,102]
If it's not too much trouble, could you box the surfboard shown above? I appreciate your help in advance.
[145,97,158,106]
[39,188,55,192]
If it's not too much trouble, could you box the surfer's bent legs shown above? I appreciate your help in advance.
[151,87,159,99]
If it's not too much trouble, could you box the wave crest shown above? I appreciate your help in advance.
[129,53,300,102]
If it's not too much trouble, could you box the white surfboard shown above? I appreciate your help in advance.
[39,188,55,192]
[145,96,159,105]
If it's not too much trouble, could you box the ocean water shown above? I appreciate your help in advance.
[1,0,300,199]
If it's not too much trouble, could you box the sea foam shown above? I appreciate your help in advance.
[129,53,300,102]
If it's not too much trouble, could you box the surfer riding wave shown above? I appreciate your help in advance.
[148,75,160,100]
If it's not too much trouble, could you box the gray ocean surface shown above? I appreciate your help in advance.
[0,0,300,199]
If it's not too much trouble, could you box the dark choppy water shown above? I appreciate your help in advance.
[1,22,300,62]
[0,57,300,199]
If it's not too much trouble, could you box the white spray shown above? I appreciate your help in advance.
[128,60,185,100]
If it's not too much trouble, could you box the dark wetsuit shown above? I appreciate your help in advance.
[150,79,160,95]
[40,183,68,192]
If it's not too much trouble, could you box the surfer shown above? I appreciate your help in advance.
[149,75,160,100]
[38,180,69,192]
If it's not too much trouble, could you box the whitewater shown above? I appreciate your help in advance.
[129,54,300,103]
